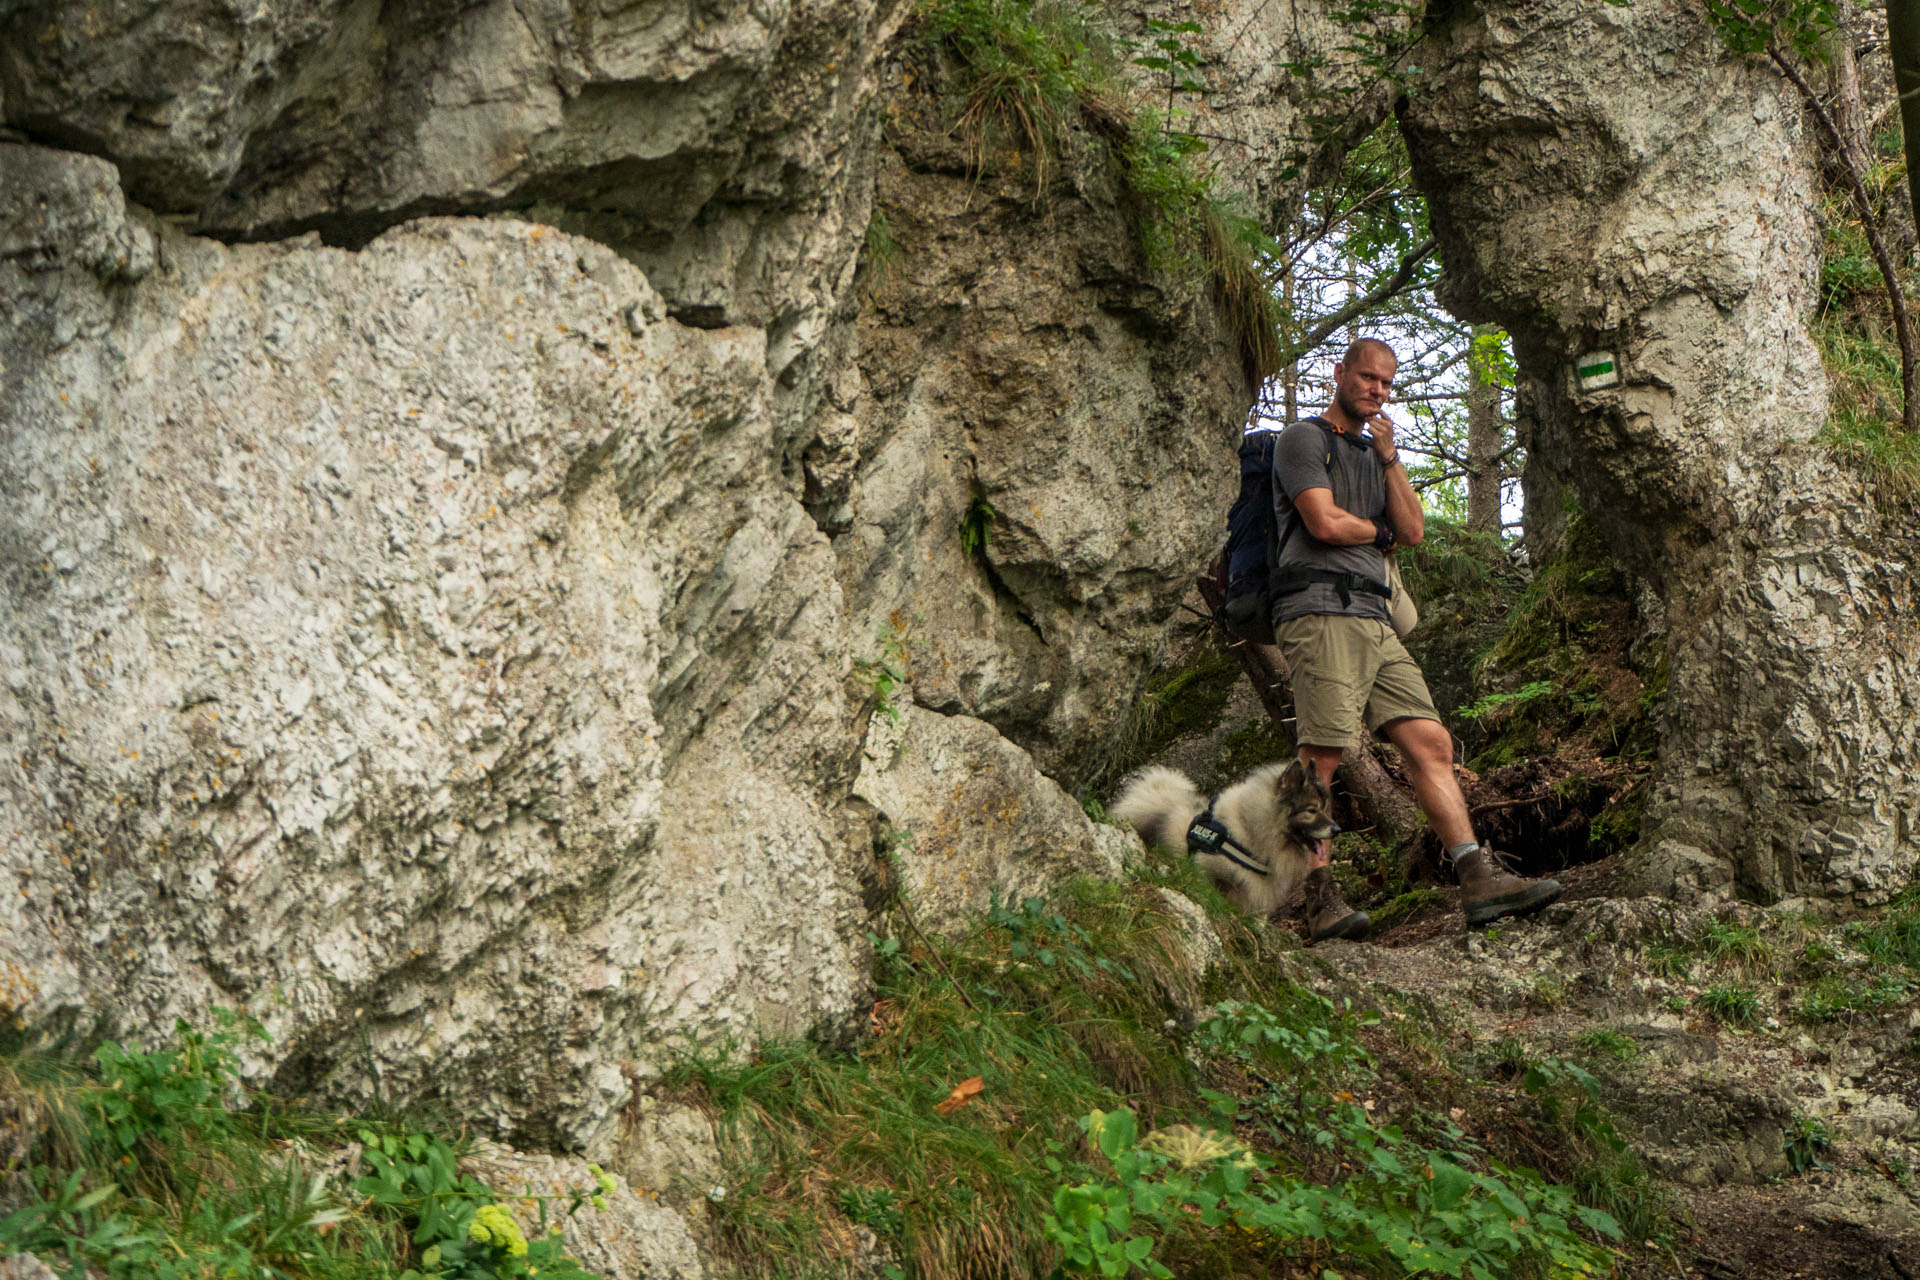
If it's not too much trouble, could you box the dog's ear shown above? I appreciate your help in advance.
[1279,758,1330,804]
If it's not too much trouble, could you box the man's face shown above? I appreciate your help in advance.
[1332,347,1397,423]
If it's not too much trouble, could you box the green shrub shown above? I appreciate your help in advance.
[1784,1114,1833,1175]
[1700,920,1776,977]
[1575,1028,1639,1063]
[1697,984,1761,1028]
[1798,972,1912,1022]
[0,1016,605,1280]
[1046,1102,1619,1280]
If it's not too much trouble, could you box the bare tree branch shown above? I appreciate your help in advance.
[1277,239,1439,366]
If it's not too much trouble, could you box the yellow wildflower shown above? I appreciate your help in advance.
[469,1203,530,1257]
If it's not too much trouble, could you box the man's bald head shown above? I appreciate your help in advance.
[1340,337,1397,369]
[1328,338,1398,431]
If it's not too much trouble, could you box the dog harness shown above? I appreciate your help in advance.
[1185,806,1270,878]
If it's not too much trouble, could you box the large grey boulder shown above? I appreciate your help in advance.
[854,701,1136,934]
[0,144,870,1151]
[1,0,902,451]
[1402,0,1920,902]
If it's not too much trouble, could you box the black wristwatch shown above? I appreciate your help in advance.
[1371,518,1397,550]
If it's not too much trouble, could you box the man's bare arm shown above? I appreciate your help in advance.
[1369,414,1425,547]
[1294,487,1381,546]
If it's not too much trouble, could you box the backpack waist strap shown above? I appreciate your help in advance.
[1270,567,1392,610]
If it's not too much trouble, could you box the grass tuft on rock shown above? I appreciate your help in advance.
[915,0,1283,383]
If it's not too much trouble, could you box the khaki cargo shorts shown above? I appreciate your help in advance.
[1273,614,1442,750]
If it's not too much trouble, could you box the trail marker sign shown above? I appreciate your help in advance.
[1575,351,1621,392]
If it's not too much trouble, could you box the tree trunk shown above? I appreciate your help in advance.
[1772,45,1918,432]
[1196,573,1422,848]
[1889,0,1920,281]
[1465,323,1503,534]
[1281,263,1299,424]
[1830,0,1870,171]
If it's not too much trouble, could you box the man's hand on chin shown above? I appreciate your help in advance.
[1367,413,1396,458]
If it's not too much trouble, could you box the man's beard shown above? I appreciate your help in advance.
[1334,388,1372,424]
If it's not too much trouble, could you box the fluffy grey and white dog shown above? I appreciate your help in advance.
[1111,760,1338,919]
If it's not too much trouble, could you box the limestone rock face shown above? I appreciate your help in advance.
[1401,0,1920,902]
[0,145,870,1150]
[853,702,1135,935]
[0,0,902,467]
[829,67,1253,782]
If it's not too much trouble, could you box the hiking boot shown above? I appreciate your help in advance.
[1453,846,1563,927]
[1304,866,1370,943]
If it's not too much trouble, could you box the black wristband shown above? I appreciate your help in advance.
[1381,451,1400,467]
[1371,518,1397,550]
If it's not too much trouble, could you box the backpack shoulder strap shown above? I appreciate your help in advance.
[1273,417,1336,558]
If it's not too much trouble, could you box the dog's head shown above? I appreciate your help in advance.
[1277,760,1339,846]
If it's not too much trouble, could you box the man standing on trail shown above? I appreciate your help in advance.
[1272,337,1563,942]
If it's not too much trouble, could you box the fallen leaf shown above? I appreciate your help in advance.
[934,1076,985,1115]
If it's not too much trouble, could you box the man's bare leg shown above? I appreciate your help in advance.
[1379,716,1474,848]
[1379,715,1563,924]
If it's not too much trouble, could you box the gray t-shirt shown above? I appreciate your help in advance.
[1270,417,1391,624]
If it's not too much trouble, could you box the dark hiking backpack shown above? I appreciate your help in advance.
[1219,416,1333,645]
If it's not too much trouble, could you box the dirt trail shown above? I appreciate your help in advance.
[1299,855,1920,1280]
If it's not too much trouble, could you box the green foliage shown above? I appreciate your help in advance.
[836,1185,907,1240]
[1805,120,1920,494]
[1696,984,1762,1028]
[864,208,901,297]
[1699,920,1777,978]
[1048,1005,1622,1279]
[919,0,1115,198]
[917,0,1283,381]
[1705,0,1838,58]
[1812,314,1920,497]
[669,873,1651,1279]
[1784,1113,1833,1175]
[989,895,1140,985]
[1366,888,1448,933]
[1048,1104,1619,1280]
[958,498,997,560]
[1643,943,1692,982]
[0,1018,605,1280]
[1529,977,1569,1012]
[353,1133,601,1280]
[1095,641,1242,790]
[1798,972,1912,1022]
[1391,521,1527,732]
[1783,880,1920,1025]
[854,629,910,725]
[1467,327,1517,391]
[671,879,1208,1280]
[1204,719,1291,793]
[88,1015,255,1154]
[1463,515,1655,772]
[1574,1029,1639,1064]
[1130,19,1207,95]
[1455,680,1555,723]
